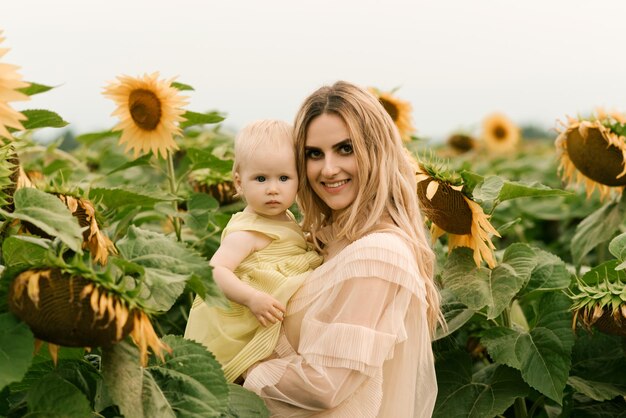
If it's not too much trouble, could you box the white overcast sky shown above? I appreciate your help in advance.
[4,0,626,142]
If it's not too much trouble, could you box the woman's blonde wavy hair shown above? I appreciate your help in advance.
[293,80,442,334]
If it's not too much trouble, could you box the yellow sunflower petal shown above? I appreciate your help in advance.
[0,32,29,140]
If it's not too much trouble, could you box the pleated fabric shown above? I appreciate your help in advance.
[184,211,322,382]
[244,232,437,417]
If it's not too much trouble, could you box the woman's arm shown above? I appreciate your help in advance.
[210,230,286,326]
[245,278,410,412]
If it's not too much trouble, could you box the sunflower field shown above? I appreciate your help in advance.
[2,30,626,418]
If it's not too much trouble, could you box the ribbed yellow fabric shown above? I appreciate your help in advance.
[184,211,322,383]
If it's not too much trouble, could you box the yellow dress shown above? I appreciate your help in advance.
[184,210,322,382]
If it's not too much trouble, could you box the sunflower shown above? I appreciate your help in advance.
[9,268,170,366]
[446,133,477,154]
[368,87,416,142]
[481,112,520,154]
[103,72,188,159]
[56,194,117,265]
[416,161,500,268]
[0,31,30,139]
[555,110,626,200]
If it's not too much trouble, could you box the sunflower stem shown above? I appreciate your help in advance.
[166,151,182,242]
[514,397,528,418]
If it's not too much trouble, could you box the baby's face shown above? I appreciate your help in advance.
[235,145,298,220]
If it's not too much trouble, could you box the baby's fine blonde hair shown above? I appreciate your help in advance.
[233,119,295,176]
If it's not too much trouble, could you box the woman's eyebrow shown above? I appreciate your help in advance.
[332,139,352,149]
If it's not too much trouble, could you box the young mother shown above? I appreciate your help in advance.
[243,81,442,417]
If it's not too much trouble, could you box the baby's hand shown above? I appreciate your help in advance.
[247,291,286,327]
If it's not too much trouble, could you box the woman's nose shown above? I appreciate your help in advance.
[321,157,340,178]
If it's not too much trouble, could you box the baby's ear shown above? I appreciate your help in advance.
[233,172,243,194]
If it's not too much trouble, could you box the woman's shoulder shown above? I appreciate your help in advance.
[346,231,413,257]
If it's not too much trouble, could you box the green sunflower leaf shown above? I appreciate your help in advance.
[441,244,537,319]
[180,111,225,129]
[89,186,176,209]
[520,247,571,295]
[25,374,92,417]
[20,109,69,130]
[223,384,269,417]
[572,200,625,266]
[171,81,195,91]
[433,289,475,341]
[608,231,626,264]
[433,350,529,418]
[144,336,229,418]
[482,292,574,404]
[116,226,225,312]
[0,188,83,253]
[0,313,34,392]
[18,82,54,96]
[75,129,121,145]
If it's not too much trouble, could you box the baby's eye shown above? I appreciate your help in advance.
[339,143,353,154]
[256,176,266,182]
[305,149,322,159]
[279,175,289,182]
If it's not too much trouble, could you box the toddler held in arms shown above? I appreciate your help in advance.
[184,119,322,383]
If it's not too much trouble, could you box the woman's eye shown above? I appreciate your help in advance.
[339,144,353,154]
[256,176,266,182]
[279,175,289,182]
[305,149,322,159]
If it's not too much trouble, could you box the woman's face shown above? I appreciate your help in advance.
[304,113,359,214]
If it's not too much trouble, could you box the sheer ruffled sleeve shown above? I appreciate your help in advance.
[244,233,429,417]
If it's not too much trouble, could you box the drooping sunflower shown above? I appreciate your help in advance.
[555,109,626,200]
[481,112,520,154]
[369,87,416,142]
[0,31,30,140]
[8,268,169,365]
[102,72,188,159]
[416,160,500,268]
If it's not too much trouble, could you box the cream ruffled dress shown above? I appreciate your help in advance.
[184,211,322,382]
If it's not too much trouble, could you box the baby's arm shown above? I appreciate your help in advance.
[210,231,286,327]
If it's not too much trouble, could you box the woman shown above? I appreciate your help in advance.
[243,81,442,417]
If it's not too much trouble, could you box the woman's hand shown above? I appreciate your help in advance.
[246,290,286,327]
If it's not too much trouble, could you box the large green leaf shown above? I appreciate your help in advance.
[180,111,225,129]
[434,289,475,341]
[25,374,92,417]
[570,332,626,398]
[464,173,570,206]
[75,130,121,145]
[18,82,54,96]
[482,292,574,404]
[567,376,625,402]
[0,188,83,253]
[222,384,269,417]
[521,247,571,294]
[20,109,68,130]
[89,186,176,209]
[0,313,34,391]
[144,335,229,418]
[116,226,224,311]
[187,148,233,173]
[1,236,50,273]
[441,244,536,319]
[571,200,624,266]
[106,153,154,175]
[433,350,529,418]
